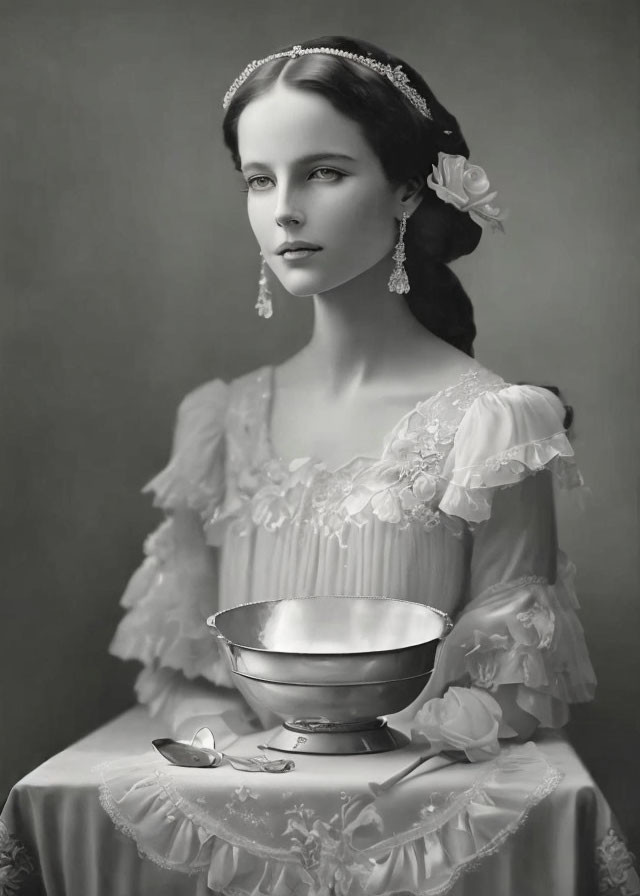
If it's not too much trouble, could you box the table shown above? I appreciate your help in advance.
[1,706,638,896]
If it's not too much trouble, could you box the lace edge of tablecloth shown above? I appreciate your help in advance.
[96,743,567,896]
[97,771,210,877]
[396,762,562,896]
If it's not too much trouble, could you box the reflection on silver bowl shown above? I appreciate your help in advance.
[208,596,451,685]
[231,669,433,723]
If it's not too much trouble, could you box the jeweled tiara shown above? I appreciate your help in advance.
[222,45,433,120]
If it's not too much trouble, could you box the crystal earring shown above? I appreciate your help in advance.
[255,252,273,319]
[388,212,410,294]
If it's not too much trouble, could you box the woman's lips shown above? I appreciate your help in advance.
[280,248,321,261]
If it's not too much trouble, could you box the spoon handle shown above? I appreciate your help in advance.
[224,754,295,773]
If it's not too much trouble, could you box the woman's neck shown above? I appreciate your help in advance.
[302,256,438,394]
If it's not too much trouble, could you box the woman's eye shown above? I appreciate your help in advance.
[246,176,273,191]
[310,168,343,181]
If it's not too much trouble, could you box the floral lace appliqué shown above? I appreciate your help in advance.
[0,820,37,896]
[284,793,382,896]
[223,785,272,832]
[597,828,638,895]
[463,586,558,691]
[212,366,506,541]
[368,368,506,531]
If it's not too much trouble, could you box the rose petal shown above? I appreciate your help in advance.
[441,155,468,202]
[464,191,499,211]
[469,209,505,232]
[462,165,490,196]
[411,687,502,761]
[427,180,468,211]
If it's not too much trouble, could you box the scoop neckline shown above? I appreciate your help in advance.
[261,363,490,475]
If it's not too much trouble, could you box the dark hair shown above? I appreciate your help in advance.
[223,36,481,356]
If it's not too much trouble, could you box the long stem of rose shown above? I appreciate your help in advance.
[368,747,440,795]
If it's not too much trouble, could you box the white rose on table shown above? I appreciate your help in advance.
[411,686,502,762]
[427,153,507,233]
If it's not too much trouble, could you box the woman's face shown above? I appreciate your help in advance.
[237,83,408,297]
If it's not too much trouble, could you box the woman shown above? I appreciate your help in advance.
[0,34,633,896]
[109,35,596,750]
[92,35,640,896]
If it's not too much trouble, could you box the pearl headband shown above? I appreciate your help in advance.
[222,44,433,120]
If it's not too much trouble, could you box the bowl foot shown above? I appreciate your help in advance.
[263,717,409,754]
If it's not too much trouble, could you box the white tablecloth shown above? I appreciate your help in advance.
[1,707,638,896]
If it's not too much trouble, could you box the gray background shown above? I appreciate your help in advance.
[1,0,638,853]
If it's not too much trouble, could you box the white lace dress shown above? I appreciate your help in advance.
[110,364,595,732]
[5,365,637,896]
[100,363,619,895]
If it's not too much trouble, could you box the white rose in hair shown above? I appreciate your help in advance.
[411,686,502,762]
[462,164,491,197]
[427,152,507,233]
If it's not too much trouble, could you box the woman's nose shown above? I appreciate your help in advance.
[275,210,302,227]
[274,187,305,228]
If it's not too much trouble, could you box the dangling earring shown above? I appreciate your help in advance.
[388,212,410,294]
[255,252,273,318]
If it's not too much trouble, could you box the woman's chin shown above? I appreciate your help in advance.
[277,273,363,298]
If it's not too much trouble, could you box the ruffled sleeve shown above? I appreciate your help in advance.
[403,384,596,748]
[143,379,229,517]
[109,380,235,726]
[439,384,583,523]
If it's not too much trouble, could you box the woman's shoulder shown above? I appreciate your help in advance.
[386,355,572,476]
[144,376,230,513]
[411,351,567,430]
[177,364,270,418]
[178,376,229,415]
[397,356,503,423]
[452,365,569,436]
[424,357,571,459]
[393,335,499,404]
[434,365,581,521]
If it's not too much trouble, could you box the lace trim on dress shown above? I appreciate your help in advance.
[447,433,582,484]
[97,741,561,896]
[206,367,510,543]
[439,390,584,525]
[431,553,596,727]
[439,443,582,524]
[206,367,585,542]
[108,518,229,685]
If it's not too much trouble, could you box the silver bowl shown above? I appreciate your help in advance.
[231,668,434,723]
[207,596,451,685]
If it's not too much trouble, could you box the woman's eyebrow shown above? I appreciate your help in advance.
[241,152,357,170]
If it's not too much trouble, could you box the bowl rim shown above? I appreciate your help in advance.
[208,595,452,656]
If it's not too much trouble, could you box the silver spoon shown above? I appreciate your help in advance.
[152,728,294,773]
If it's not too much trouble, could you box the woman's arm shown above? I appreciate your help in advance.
[399,378,598,757]
[440,470,558,738]
[410,469,595,755]
[109,380,235,731]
